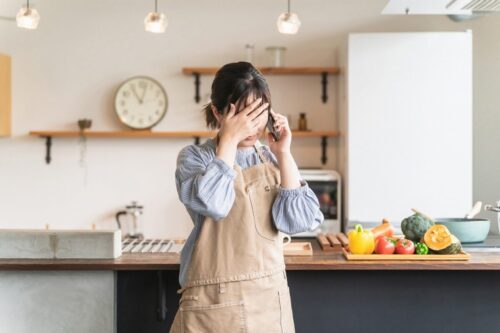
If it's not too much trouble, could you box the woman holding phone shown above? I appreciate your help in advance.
[170,62,323,333]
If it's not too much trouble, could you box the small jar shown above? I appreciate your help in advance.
[265,46,287,67]
[298,113,308,131]
[244,44,255,63]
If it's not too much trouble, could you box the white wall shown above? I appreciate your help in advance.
[0,0,499,237]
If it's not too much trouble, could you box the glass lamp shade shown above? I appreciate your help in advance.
[144,12,167,33]
[276,12,301,35]
[16,7,40,30]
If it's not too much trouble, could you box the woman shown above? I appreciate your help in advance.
[170,62,323,333]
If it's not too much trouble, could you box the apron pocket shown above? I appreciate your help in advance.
[248,185,279,241]
[278,285,296,333]
[180,300,247,333]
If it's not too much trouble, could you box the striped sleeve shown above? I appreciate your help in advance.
[261,146,324,234]
[271,181,324,234]
[175,145,237,221]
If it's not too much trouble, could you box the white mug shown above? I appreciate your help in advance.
[282,234,291,246]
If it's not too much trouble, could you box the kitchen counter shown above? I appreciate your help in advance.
[1,239,500,270]
[4,239,500,332]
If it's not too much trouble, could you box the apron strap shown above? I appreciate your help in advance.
[253,141,268,164]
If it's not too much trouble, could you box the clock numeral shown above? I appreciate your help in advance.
[139,81,147,89]
[123,91,130,98]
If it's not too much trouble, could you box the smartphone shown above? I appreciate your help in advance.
[267,114,281,141]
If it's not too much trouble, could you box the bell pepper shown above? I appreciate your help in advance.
[415,242,429,255]
[348,224,375,254]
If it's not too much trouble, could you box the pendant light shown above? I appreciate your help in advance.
[16,0,40,30]
[277,0,301,35]
[144,0,167,33]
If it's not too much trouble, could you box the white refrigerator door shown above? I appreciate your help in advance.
[347,31,473,226]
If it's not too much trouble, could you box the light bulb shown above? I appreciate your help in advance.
[277,12,301,35]
[144,12,167,33]
[16,7,40,30]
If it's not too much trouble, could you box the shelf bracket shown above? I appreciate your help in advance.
[193,72,201,103]
[43,136,52,164]
[156,270,168,322]
[321,72,328,104]
[321,136,328,165]
[194,136,200,145]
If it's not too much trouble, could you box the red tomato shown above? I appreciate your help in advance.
[374,236,396,254]
[395,239,415,254]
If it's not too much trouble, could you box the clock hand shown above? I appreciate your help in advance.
[140,84,147,103]
[131,86,143,104]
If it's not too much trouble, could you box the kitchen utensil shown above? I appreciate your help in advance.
[485,201,500,213]
[485,201,500,235]
[282,234,291,245]
[435,218,490,243]
[465,201,482,219]
[335,232,349,247]
[316,233,334,251]
[116,201,144,239]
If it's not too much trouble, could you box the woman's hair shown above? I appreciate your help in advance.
[204,62,272,129]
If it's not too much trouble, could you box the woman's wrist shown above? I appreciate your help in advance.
[216,132,238,167]
[275,151,293,162]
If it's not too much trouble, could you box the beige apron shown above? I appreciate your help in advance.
[169,142,296,333]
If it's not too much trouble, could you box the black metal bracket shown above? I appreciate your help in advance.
[194,136,200,145]
[44,136,52,164]
[156,271,168,322]
[193,73,201,103]
[321,136,328,165]
[321,72,328,104]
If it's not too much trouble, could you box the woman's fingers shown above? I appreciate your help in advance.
[250,103,269,121]
[225,104,236,118]
[241,98,263,116]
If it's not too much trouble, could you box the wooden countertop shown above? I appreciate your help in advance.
[1,240,499,271]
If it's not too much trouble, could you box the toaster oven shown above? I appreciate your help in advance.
[292,169,342,237]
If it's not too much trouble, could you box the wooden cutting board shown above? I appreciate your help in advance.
[342,248,470,261]
[284,242,313,256]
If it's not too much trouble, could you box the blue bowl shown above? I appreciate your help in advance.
[435,218,490,244]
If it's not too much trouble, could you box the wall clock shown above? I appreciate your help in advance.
[114,76,168,130]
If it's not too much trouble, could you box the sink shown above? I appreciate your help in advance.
[0,229,122,259]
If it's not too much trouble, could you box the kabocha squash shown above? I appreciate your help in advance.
[401,213,435,242]
[423,225,462,254]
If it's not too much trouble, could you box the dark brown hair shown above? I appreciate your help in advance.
[204,62,272,129]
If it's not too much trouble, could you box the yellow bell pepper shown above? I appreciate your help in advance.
[348,224,375,254]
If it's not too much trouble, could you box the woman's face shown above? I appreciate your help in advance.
[235,94,269,148]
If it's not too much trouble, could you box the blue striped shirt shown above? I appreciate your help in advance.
[175,138,323,287]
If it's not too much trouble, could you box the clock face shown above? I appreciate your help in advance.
[114,76,168,130]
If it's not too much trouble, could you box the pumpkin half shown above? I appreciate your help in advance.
[423,225,462,254]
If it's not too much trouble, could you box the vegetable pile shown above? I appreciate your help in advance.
[347,212,463,256]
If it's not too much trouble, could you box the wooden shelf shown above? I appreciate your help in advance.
[29,130,340,138]
[182,66,340,104]
[29,130,218,138]
[29,130,340,165]
[182,67,340,75]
